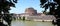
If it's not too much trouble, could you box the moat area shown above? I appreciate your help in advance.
[11,20,54,26]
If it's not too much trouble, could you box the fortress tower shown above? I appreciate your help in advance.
[25,7,37,15]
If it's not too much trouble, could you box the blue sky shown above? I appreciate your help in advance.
[9,0,44,14]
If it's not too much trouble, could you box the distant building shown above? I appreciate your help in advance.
[25,7,37,15]
[11,7,56,21]
[25,15,56,21]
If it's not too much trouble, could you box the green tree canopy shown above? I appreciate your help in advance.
[0,0,18,26]
[40,0,60,26]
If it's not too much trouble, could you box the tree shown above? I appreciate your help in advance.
[0,0,18,26]
[40,0,60,26]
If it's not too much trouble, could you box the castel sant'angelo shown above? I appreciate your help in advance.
[12,7,56,21]
[25,7,37,15]
[20,7,45,16]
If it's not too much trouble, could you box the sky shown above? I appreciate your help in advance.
[9,0,44,14]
